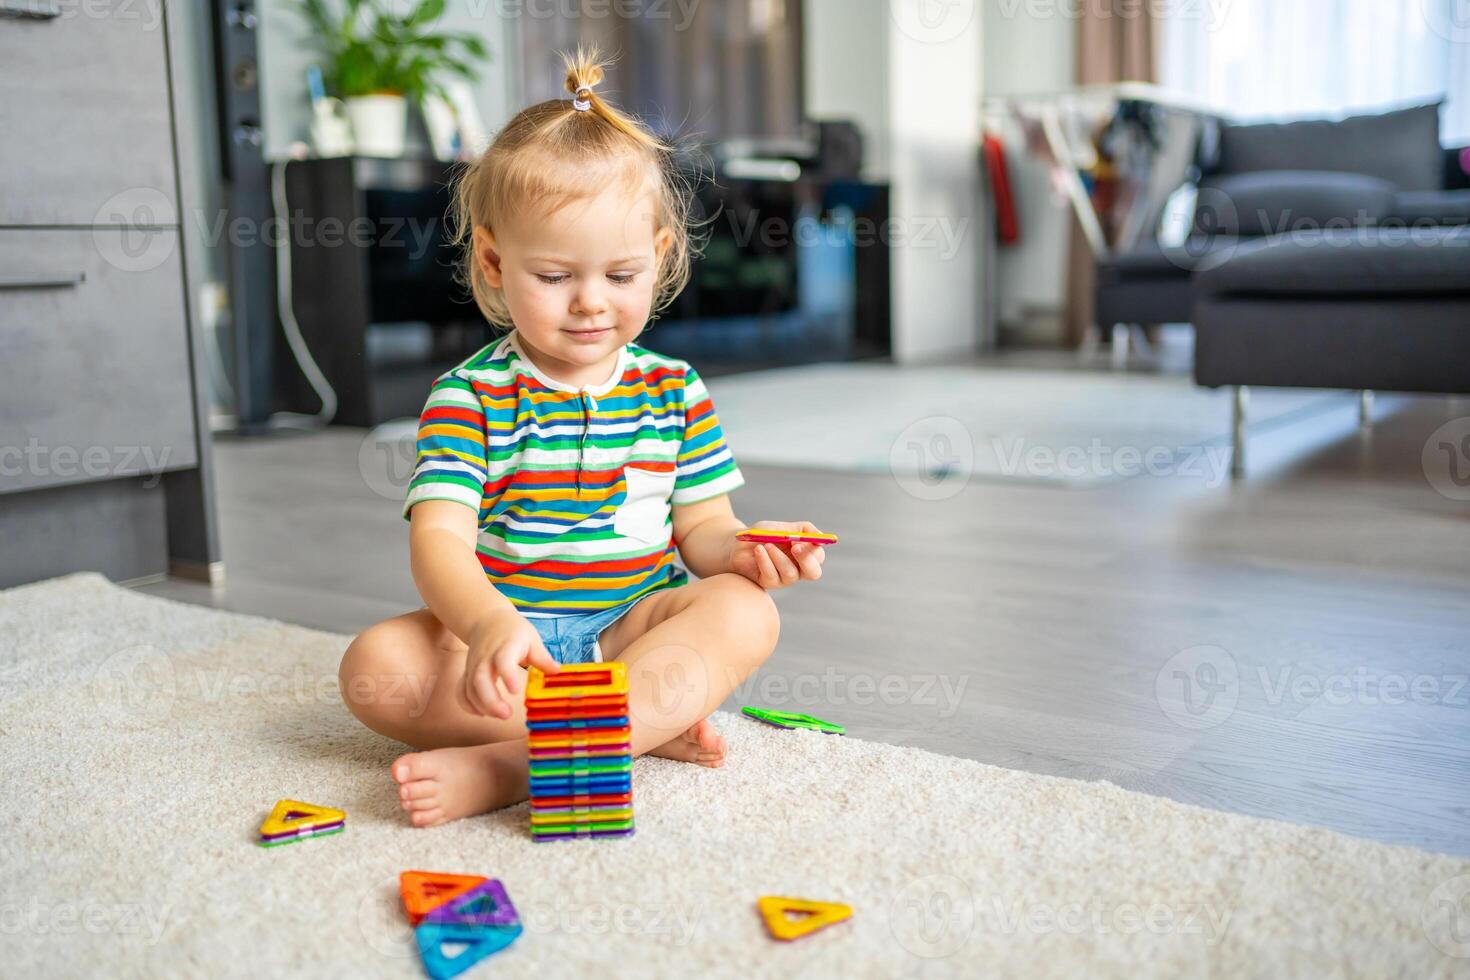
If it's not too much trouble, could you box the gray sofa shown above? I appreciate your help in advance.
[1096,103,1470,475]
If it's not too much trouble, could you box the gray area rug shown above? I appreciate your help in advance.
[707,365,1344,488]
[3,573,1468,977]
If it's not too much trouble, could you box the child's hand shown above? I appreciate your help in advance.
[730,521,828,590]
[461,609,559,719]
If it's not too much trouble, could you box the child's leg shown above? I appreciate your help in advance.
[389,573,778,827]
[338,608,529,750]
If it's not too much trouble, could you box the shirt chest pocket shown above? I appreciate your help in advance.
[613,467,676,544]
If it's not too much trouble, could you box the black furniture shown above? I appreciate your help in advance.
[276,157,892,426]
[0,1,221,587]
[1096,103,1470,475]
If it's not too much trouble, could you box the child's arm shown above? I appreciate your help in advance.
[409,500,559,717]
[672,495,827,589]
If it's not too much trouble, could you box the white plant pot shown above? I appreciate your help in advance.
[345,94,408,158]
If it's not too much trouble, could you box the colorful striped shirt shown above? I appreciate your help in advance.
[402,334,744,616]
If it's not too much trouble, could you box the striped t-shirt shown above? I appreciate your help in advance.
[402,334,744,616]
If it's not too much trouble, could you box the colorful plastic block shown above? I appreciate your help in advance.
[757,896,853,941]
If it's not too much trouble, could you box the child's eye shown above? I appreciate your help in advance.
[535,273,568,285]
[608,273,638,284]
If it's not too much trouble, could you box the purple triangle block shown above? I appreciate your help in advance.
[421,878,519,928]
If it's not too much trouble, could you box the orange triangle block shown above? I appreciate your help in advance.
[757,896,853,941]
[400,871,488,926]
[258,799,346,838]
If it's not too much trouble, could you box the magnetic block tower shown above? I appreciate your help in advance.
[525,662,634,841]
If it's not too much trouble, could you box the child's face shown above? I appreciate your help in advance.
[475,181,672,379]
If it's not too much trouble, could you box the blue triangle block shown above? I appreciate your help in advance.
[414,921,522,979]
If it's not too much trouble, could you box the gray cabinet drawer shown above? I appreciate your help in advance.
[0,228,198,494]
[0,0,177,226]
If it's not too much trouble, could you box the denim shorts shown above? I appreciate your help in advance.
[529,595,648,665]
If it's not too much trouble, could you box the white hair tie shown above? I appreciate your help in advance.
[572,87,593,112]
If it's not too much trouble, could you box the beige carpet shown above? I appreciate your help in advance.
[3,573,1468,978]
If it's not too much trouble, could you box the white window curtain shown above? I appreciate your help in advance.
[1159,0,1470,144]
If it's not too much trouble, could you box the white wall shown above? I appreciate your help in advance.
[805,0,986,363]
[982,4,1075,343]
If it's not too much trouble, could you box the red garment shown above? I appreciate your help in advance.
[982,133,1021,246]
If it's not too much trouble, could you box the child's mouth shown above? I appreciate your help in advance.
[564,327,612,342]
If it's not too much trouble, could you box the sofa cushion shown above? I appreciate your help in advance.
[1097,237,1241,281]
[1195,226,1470,297]
[1389,189,1470,226]
[1211,102,1444,192]
[1193,171,1398,237]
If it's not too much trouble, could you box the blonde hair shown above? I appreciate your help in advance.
[448,46,696,329]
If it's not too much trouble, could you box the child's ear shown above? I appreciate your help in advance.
[653,226,674,264]
[473,227,504,288]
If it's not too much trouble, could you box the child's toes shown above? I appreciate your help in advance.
[411,808,446,828]
[399,779,438,802]
[393,750,440,786]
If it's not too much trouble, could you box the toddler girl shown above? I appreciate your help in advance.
[339,48,830,826]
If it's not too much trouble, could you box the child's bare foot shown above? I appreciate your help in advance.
[649,718,727,768]
[393,741,529,828]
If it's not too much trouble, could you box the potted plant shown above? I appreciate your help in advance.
[293,0,491,158]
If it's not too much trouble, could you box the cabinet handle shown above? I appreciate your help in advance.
[0,272,85,289]
[0,1,63,20]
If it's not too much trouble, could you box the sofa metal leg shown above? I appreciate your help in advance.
[1111,323,1129,369]
[1359,390,1374,427]
[1231,385,1249,479]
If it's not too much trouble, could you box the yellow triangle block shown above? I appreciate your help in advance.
[757,896,852,941]
[258,799,346,837]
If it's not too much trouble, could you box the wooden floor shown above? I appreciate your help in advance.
[139,355,1470,856]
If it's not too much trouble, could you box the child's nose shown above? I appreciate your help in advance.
[571,282,609,316]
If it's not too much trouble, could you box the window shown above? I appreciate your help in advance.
[1159,0,1470,143]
